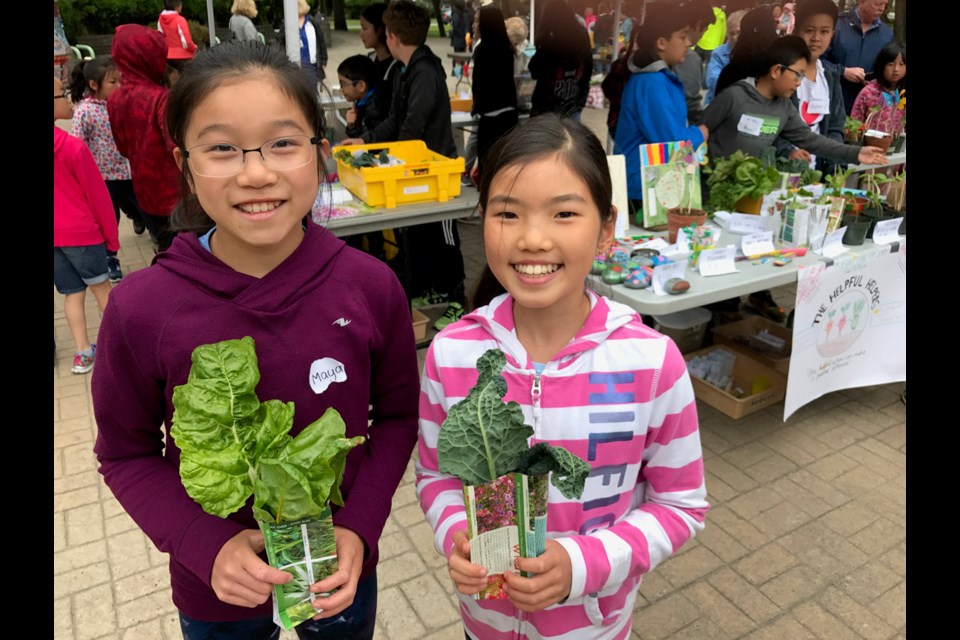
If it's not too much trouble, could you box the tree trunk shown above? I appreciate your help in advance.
[430,0,447,38]
[333,0,347,31]
[894,0,906,44]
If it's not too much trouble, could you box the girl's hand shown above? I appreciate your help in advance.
[346,108,357,126]
[698,124,710,142]
[858,146,888,165]
[503,541,572,612]
[789,149,812,162]
[447,530,488,595]
[310,526,365,620]
[341,137,365,146]
[211,530,292,608]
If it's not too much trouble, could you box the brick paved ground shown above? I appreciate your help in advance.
[54,30,905,640]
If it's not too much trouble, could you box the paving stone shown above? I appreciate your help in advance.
[400,573,462,629]
[743,453,798,484]
[734,543,798,586]
[835,404,898,436]
[756,434,817,467]
[848,518,906,556]
[60,394,92,421]
[785,469,852,508]
[818,586,896,640]
[721,442,776,468]
[708,568,781,624]
[840,563,902,606]
[56,540,108,575]
[751,501,813,538]
[839,444,902,480]
[667,617,733,640]
[658,545,724,590]
[702,457,759,493]
[120,618,165,640]
[819,501,880,537]
[378,551,429,589]
[743,614,817,640]
[55,471,102,496]
[393,502,425,528]
[759,565,823,609]
[878,395,905,421]
[73,583,117,640]
[878,543,906,576]
[703,472,738,502]
[114,566,170,604]
[147,540,168,567]
[58,562,112,595]
[793,601,861,640]
[407,520,449,568]
[867,581,906,630]
[55,511,67,553]
[806,452,859,482]
[632,592,700,640]
[115,591,176,629]
[65,502,105,546]
[695,522,749,563]
[63,442,97,476]
[424,623,469,640]
[765,476,832,518]
[106,512,141,537]
[727,486,783,520]
[375,585,427,640]
[681,581,755,638]
[707,506,770,551]
[107,530,153,579]
[698,425,736,455]
[638,568,677,603]
[160,611,182,640]
[55,447,64,479]
[779,522,869,572]
[379,530,414,560]
[855,438,907,467]
[391,481,419,509]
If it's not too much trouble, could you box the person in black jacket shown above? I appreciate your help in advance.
[360,3,403,135]
[450,0,470,76]
[529,0,593,120]
[472,4,519,177]
[341,1,466,329]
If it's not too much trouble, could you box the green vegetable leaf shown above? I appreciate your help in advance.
[515,442,592,499]
[437,350,534,486]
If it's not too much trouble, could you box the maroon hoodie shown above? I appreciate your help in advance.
[92,223,420,621]
[108,24,179,217]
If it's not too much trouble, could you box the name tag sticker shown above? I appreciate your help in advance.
[737,114,764,136]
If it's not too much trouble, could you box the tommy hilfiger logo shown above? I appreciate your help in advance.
[332,318,352,327]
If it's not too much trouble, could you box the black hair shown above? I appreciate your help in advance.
[632,1,693,67]
[361,2,389,46]
[477,4,511,51]
[68,57,116,103]
[725,5,779,80]
[762,34,811,73]
[384,0,430,48]
[164,0,182,10]
[471,113,614,310]
[536,0,591,57]
[873,41,906,91]
[165,41,327,234]
[337,54,377,86]
[685,0,717,33]
[794,0,839,28]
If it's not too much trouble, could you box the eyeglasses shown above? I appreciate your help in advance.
[182,135,321,178]
[340,79,361,88]
[53,92,69,100]
[779,65,804,80]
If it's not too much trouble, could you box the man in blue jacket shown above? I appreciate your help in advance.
[823,0,893,114]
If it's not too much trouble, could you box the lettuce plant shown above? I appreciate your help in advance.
[171,337,364,524]
[437,349,590,499]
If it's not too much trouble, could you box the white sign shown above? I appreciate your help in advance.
[699,245,738,276]
[637,238,671,252]
[741,231,776,257]
[872,219,903,245]
[819,228,848,258]
[728,213,768,235]
[652,260,688,296]
[607,155,630,239]
[785,247,906,420]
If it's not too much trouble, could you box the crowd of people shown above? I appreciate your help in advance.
[54,1,903,639]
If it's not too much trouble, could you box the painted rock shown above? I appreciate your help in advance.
[624,266,652,289]
[631,248,660,260]
[591,258,606,275]
[665,277,690,294]
[602,265,624,284]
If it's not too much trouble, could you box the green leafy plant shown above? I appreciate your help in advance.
[886,170,906,212]
[844,115,864,142]
[823,165,856,197]
[171,336,364,523]
[437,349,590,499]
[704,151,782,213]
[860,171,891,212]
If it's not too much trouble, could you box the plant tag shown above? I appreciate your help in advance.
[871,218,902,244]
[699,245,738,276]
[729,213,768,234]
[637,237,671,252]
[737,114,764,136]
[652,260,688,295]
[741,231,776,257]
[819,228,848,258]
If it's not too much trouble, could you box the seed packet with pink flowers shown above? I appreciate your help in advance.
[437,349,590,600]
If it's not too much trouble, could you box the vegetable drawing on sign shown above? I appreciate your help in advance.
[170,337,364,630]
[809,277,880,358]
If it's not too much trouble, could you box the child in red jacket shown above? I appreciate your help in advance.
[158,0,198,72]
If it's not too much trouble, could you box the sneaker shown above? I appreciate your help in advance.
[133,217,146,235]
[71,344,96,374]
[411,289,449,308]
[745,290,786,323]
[107,255,123,283]
[434,302,465,331]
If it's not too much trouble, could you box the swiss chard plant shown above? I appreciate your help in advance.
[704,151,782,213]
[437,349,590,499]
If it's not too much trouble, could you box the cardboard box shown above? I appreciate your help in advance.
[684,346,787,420]
[711,316,793,374]
[412,308,428,341]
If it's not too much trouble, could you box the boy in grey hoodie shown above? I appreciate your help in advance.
[702,35,886,167]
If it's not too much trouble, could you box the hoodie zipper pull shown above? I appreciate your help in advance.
[531,373,542,437]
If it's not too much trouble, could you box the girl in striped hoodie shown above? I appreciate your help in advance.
[416,114,710,640]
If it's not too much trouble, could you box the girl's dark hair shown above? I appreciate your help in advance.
[726,6,779,80]
[337,54,377,85]
[477,5,510,51]
[68,57,115,103]
[874,41,906,91]
[472,113,614,310]
[362,2,389,46]
[536,0,591,56]
[762,34,811,72]
[166,41,327,234]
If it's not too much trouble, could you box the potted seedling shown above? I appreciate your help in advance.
[705,151,782,215]
[881,170,906,234]
[861,105,894,153]
[860,172,903,239]
[661,145,708,242]
[844,116,864,143]
[824,167,870,245]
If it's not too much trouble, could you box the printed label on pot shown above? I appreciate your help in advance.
[872,219,902,245]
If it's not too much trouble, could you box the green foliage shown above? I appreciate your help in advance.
[60,0,233,40]
[704,151,782,213]
[171,336,364,523]
[514,443,591,500]
[823,165,856,196]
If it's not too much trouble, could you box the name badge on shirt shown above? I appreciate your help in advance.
[808,96,830,114]
[737,114,764,136]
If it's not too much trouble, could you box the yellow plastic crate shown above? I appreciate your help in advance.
[332,140,465,209]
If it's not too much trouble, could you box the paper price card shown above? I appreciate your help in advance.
[741,231,776,257]
[699,246,738,277]
[871,219,903,245]
[728,213,768,235]
[819,228,848,258]
[638,237,671,252]
[652,260,688,296]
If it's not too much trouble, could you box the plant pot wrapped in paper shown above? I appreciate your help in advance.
[171,337,364,630]
[437,350,590,600]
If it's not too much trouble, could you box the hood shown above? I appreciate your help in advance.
[628,57,669,75]
[406,45,444,74]
[456,290,637,370]
[732,77,776,104]
[152,221,347,314]
[53,125,68,153]
[112,24,168,87]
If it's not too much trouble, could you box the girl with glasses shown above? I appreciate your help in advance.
[92,41,420,640]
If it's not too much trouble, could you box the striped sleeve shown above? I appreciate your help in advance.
[556,338,709,601]
[414,340,468,558]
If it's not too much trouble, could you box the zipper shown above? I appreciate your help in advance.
[531,373,542,439]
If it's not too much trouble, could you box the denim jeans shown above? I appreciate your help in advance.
[179,571,377,640]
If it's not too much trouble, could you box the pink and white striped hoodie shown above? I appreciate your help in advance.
[416,291,710,640]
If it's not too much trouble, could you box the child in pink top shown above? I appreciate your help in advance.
[851,41,906,137]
